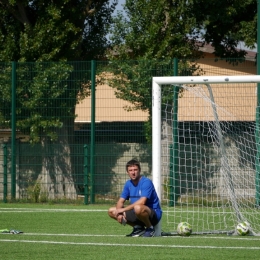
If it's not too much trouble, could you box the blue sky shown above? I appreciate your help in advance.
[114,0,125,14]
[116,0,125,11]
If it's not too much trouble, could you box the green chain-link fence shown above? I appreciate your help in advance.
[0,58,257,204]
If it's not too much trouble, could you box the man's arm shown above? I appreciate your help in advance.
[116,197,125,209]
[116,197,147,215]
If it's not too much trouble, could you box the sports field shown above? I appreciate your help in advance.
[0,203,259,259]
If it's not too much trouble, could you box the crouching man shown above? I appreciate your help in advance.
[108,159,162,237]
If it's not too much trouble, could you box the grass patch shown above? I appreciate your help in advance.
[0,203,260,260]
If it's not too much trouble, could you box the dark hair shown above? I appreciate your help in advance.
[126,159,141,171]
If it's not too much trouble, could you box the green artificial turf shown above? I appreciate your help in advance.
[0,203,259,260]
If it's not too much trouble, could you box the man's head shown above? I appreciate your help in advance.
[126,159,141,183]
[126,159,141,172]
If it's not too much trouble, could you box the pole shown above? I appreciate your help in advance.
[171,58,180,206]
[90,60,96,203]
[84,144,89,205]
[3,144,7,203]
[152,76,161,236]
[11,61,17,200]
[255,0,260,206]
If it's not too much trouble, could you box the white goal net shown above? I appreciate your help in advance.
[152,75,260,236]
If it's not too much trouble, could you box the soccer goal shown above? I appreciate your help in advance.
[152,75,260,236]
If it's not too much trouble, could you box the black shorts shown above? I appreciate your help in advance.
[125,209,159,227]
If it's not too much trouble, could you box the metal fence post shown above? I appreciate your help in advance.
[256,0,260,206]
[90,60,96,203]
[11,61,17,200]
[3,144,7,203]
[84,144,89,205]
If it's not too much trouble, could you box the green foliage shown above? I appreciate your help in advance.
[106,0,256,142]
[16,62,74,142]
[0,0,117,61]
[103,59,180,142]
[103,58,203,142]
[0,1,117,143]
[0,63,12,128]
[26,181,41,202]
[109,0,257,64]
[0,62,90,143]
[192,0,257,57]
[106,1,208,142]
[109,0,201,60]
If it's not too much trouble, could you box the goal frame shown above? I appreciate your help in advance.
[152,75,260,236]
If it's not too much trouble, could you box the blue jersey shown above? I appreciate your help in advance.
[120,176,162,220]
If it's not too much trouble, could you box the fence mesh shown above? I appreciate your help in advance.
[0,58,257,203]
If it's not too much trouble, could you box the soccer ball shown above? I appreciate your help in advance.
[177,222,192,236]
[236,222,250,236]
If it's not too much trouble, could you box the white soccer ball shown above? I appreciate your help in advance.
[236,222,250,236]
[177,222,192,236]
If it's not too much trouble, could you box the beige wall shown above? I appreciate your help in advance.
[75,56,257,123]
[75,83,149,122]
[179,55,256,121]
[178,84,256,121]
[198,53,256,76]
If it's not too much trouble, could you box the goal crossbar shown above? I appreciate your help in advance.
[153,75,260,85]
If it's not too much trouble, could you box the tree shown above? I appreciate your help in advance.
[109,0,201,60]
[192,0,257,58]
[0,0,117,199]
[106,0,204,142]
[109,0,257,61]
[0,0,117,61]
[107,0,257,143]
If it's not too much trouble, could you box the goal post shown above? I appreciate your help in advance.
[152,75,260,236]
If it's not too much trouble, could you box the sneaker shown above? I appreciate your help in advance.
[143,227,155,237]
[10,229,23,234]
[126,227,145,237]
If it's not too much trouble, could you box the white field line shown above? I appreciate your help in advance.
[0,208,247,214]
[0,208,235,213]
[0,208,107,213]
[1,232,260,241]
[0,238,260,250]
[21,233,260,241]
[4,233,122,237]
